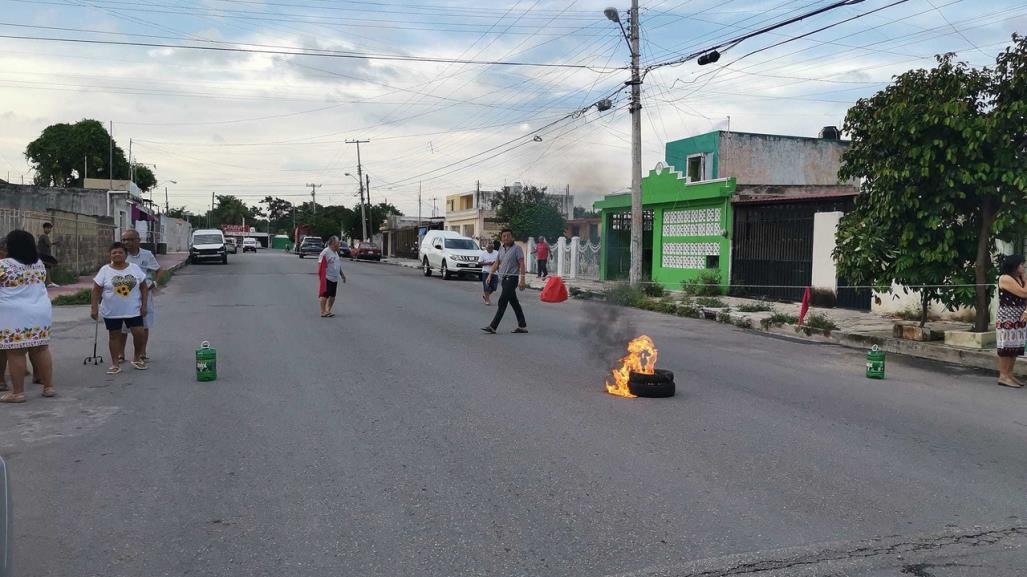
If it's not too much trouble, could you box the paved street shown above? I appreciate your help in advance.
[3,251,1026,576]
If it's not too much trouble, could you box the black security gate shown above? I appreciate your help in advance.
[730,198,869,310]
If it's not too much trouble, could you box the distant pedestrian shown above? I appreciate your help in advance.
[318,236,347,318]
[996,254,1027,388]
[91,242,149,374]
[121,230,161,363]
[482,228,527,334]
[534,236,549,278]
[38,221,59,287]
[0,230,55,402]
[478,241,498,305]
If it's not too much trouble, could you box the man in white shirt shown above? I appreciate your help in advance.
[121,229,161,362]
[318,236,347,318]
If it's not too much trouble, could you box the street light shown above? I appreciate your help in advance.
[605,2,643,287]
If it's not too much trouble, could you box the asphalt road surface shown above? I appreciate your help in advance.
[3,251,1025,576]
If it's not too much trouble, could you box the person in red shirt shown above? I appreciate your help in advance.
[534,236,550,278]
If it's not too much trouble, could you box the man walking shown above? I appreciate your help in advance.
[318,236,347,318]
[534,236,549,279]
[38,222,58,287]
[121,229,161,362]
[482,228,527,334]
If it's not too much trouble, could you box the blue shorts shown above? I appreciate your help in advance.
[482,272,498,293]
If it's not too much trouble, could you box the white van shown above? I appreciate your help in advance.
[189,228,228,264]
[420,230,482,280]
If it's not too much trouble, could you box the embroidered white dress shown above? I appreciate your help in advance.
[0,258,52,349]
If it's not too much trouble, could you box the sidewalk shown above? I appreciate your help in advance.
[380,256,1024,377]
[47,252,191,301]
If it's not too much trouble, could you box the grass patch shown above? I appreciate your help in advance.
[734,317,753,329]
[737,300,774,313]
[641,282,666,298]
[51,288,91,306]
[716,311,733,324]
[760,312,799,329]
[676,297,701,318]
[49,268,80,285]
[681,271,722,296]
[798,312,839,334]
[605,284,646,307]
[695,296,727,308]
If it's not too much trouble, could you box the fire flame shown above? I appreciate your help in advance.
[605,335,658,398]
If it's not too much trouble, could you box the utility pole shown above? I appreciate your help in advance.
[210,191,215,228]
[346,139,370,241]
[306,183,321,216]
[417,182,422,227]
[129,138,134,184]
[108,121,114,190]
[628,0,643,286]
[164,187,169,212]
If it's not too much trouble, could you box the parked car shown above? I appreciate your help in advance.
[338,242,352,258]
[1,456,10,577]
[296,236,323,258]
[189,229,228,264]
[225,238,238,254]
[242,238,259,253]
[353,242,382,261]
[420,230,481,279]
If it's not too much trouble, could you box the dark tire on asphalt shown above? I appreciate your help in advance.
[299,254,304,258]
[629,368,674,384]
[423,259,432,277]
[441,260,450,280]
[222,255,228,265]
[628,369,675,398]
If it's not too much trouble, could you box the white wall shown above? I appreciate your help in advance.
[811,211,841,291]
[161,215,192,252]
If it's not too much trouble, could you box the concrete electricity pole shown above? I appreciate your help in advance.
[605,2,642,286]
[306,183,321,216]
[346,139,370,241]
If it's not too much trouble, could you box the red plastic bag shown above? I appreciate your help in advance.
[540,276,568,303]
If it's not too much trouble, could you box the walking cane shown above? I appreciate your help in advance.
[83,317,104,365]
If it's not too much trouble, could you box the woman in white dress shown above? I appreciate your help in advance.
[0,230,55,403]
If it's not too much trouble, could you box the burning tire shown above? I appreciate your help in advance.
[628,369,675,398]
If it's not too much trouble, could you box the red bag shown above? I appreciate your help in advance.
[540,276,568,303]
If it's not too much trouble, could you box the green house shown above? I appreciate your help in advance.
[595,165,735,290]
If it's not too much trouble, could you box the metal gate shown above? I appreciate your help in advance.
[731,198,869,310]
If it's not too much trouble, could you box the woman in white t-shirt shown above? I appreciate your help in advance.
[90,242,149,374]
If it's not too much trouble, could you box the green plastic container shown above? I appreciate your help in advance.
[865,345,885,379]
[196,341,217,382]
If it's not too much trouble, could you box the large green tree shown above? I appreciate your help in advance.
[342,202,402,241]
[261,196,295,233]
[211,195,265,227]
[835,36,1027,331]
[490,185,566,241]
[24,119,145,188]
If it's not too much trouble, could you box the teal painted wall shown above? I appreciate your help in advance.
[665,131,720,179]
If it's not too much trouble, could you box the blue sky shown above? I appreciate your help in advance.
[0,0,1023,214]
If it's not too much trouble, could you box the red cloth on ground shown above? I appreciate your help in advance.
[540,276,568,303]
[798,287,811,325]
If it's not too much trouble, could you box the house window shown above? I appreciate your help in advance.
[609,211,653,232]
[687,154,705,182]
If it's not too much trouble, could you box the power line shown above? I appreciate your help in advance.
[0,33,623,70]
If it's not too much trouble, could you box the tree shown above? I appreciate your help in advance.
[211,195,264,227]
[342,203,401,241]
[491,185,565,241]
[835,37,1027,331]
[24,119,138,188]
[133,165,157,192]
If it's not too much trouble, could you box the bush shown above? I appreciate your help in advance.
[51,288,91,306]
[716,311,733,324]
[799,312,839,334]
[677,298,700,318]
[681,271,722,296]
[642,282,666,298]
[49,268,79,285]
[760,312,799,329]
[695,296,727,308]
[654,300,677,314]
[737,300,774,313]
[605,284,646,307]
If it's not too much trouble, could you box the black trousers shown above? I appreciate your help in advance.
[537,259,548,277]
[490,276,526,329]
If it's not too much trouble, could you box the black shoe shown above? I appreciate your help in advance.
[481,326,496,334]
[512,327,528,334]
